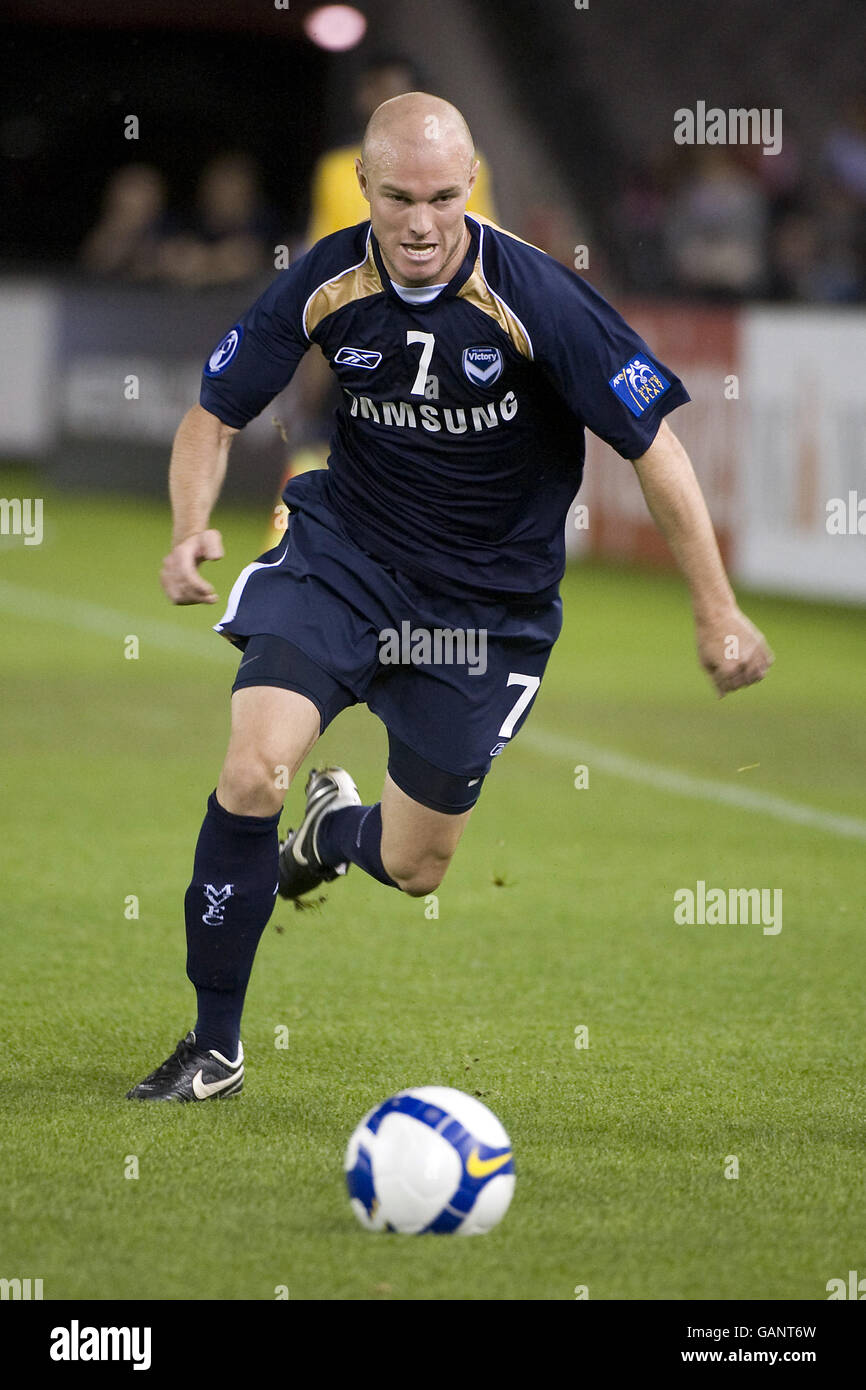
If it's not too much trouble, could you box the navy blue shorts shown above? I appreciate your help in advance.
[216,509,562,813]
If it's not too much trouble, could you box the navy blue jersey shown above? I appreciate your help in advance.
[200,214,689,603]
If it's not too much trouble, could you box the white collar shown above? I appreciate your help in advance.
[389,279,448,304]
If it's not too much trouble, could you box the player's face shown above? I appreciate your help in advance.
[357,148,478,287]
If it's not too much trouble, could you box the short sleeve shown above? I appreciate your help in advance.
[530,263,690,458]
[199,267,311,429]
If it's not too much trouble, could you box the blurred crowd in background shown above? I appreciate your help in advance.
[0,0,861,308]
[609,96,866,303]
[78,153,282,286]
[76,57,497,290]
[1,1,861,599]
[71,55,866,304]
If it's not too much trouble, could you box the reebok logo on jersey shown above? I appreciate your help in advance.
[609,356,670,416]
[462,345,503,386]
[205,326,243,376]
[334,346,383,370]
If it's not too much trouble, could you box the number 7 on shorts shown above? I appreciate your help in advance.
[498,672,541,739]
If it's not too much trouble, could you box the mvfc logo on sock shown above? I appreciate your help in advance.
[202,883,233,926]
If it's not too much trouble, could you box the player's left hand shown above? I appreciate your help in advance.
[696,606,774,698]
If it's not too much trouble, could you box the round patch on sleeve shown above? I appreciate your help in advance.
[205,325,243,376]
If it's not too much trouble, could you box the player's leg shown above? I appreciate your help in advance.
[302,592,565,901]
[217,683,320,816]
[128,670,350,1102]
[284,768,470,900]
[180,685,322,1063]
[128,505,376,1099]
[379,772,472,896]
[304,739,480,899]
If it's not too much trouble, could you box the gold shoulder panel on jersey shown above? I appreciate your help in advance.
[465,211,547,257]
[303,230,384,339]
[457,250,534,360]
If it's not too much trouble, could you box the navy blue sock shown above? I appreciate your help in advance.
[316,802,398,888]
[185,791,280,1058]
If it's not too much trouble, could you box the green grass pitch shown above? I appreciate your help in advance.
[1,472,864,1301]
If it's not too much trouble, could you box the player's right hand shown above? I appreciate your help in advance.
[696,605,774,698]
[160,529,224,605]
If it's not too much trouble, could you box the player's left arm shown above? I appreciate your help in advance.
[631,419,773,697]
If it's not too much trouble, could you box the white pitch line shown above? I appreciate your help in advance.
[0,579,229,663]
[3,579,864,843]
[521,726,866,843]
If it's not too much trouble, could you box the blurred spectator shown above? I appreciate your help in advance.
[822,96,866,204]
[772,183,865,303]
[811,181,864,300]
[736,105,802,214]
[157,152,282,288]
[78,163,169,278]
[664,149,769,298]
[307,54,498,244]
[610,149,674,292]
[770,207,823,299]
[523,203,616,296]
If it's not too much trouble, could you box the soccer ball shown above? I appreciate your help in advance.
[344,1086,515,1235]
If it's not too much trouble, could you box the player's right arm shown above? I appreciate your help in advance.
[160,225,370,606]
[161,404,239,605]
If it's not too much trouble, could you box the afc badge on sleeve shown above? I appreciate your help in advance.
[608,355,670,416]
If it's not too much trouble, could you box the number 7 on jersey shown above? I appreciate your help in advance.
[407,331,435,397]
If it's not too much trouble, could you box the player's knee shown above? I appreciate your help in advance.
[218,748,287,817]
[394,870,446,898]
[386,850,451,897]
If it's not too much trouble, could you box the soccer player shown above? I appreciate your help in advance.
[127,93,773,1101]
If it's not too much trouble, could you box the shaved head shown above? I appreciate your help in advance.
[356,92,479,287]
[361,92,475,176]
